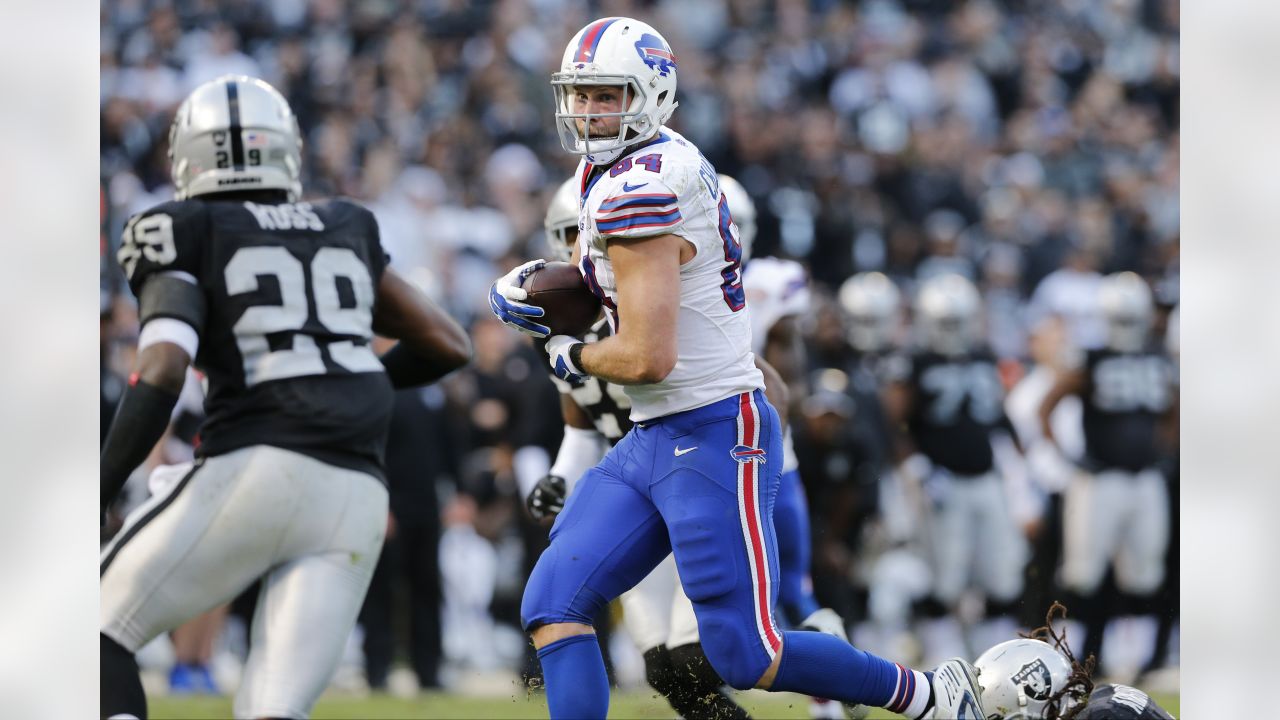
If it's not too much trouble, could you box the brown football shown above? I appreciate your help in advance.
[523,261,604,337]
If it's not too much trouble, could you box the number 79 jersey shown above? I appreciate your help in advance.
[574,127,763,422]
[119,197,395,478]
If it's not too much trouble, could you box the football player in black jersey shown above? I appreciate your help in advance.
[975,603,1175,720]
[883,273,1031,667]
[1038,272,1177,670]
[100,75,470,720]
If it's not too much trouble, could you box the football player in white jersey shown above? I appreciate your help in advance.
[488,17,984,720]
[528,176,750,718]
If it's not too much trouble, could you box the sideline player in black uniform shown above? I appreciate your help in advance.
[883,273,1030,665]
[975,603,1175,720]
[1039,272,1177,668]
[100,75,470,720]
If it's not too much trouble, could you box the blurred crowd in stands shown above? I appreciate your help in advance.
[100,0,1179,697]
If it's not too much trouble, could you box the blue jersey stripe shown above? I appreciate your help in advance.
[597,209,682,232]
[598,194,678,212]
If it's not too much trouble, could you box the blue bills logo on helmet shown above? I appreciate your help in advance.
[731,445,766,464]
[634,33,677,76]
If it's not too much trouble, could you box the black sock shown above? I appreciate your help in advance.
[101,633,147,719]
[666,642,751,720]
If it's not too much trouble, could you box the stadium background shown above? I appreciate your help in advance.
[99,0,1179,716]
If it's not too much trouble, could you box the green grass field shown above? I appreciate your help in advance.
[150,688,1180,719]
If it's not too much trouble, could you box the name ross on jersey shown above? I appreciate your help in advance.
[243,201,326,232]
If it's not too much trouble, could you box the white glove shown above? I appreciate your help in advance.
[546,334,586,384]
[489,259,549,337]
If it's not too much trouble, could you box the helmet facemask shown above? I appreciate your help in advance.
[552,74,656,163]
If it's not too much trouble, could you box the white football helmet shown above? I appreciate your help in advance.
[169,75,302,201]
[718,174,756,263]
[975,639,1076,720]
[838,272,901,353]
[552,17,679,164]
[916,273,982,356]
[544,177,580,262]
[1098,271,1153,353]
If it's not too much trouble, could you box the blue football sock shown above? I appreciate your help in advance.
[771,631,933,716]
[537,634,610,719]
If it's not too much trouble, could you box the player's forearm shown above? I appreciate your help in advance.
[577,332,675,385]
[101,347,188,516]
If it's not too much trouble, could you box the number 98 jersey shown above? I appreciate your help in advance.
[574,127,763,422]
[119,197,394,479]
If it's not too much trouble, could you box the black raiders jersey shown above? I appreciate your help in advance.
[1075,683,1174,720]
[119,197,394,478]
[1081,348,1175,472]
[548,317,633,445]
[893,349,1012,476]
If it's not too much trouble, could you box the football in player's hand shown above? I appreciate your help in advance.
[523,261,603,337]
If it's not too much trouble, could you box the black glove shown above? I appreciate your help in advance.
[527,474,567,521]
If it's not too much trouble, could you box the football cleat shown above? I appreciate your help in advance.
[928,657,986,720]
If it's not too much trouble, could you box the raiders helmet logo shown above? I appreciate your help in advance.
[1012,659,1052,701]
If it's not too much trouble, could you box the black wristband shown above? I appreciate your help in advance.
[379,341,460,389]
[101,377,181,512]
[568,342,586,373]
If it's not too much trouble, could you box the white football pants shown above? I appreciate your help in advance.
[619,553,701,653]
[100,445,388,719]
[1062,468,1169,595]
[926,471,1028,605]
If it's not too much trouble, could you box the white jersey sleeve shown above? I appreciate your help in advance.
[577,128,763,422]
[742,256,811,355]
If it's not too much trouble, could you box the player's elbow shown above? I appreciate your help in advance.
[441,331,473,372]
[636,349,676,384]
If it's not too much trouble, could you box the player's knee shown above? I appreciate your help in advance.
[695,612,771,690]
[520,547,603,631]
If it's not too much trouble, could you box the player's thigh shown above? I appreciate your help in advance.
[620,553,678,653]
[101,453,277,651]
[651,392,785,688]
[973,474,1027,601]
[773,469,811,576]
[1115,469,1170,594]
[1061,471,1122,594]
[234,545,382,720]
[926,477,973,604]
[522,466,670,631]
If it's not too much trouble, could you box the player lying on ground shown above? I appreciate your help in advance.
[100,75,470,720]
[489,16,985,720]
[975,603,1175,720]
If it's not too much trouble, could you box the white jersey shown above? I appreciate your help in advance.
[742,256,810,472]
[575,127,763,421]
[742,256,811,356]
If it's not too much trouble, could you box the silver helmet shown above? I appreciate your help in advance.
[544,177,580,262]
[916,273,982,356]
[718,174,757,263]
[838,272,901,353]
[974,639,1075,720]
[169,75,303,201]
[1098,272,1153,353]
